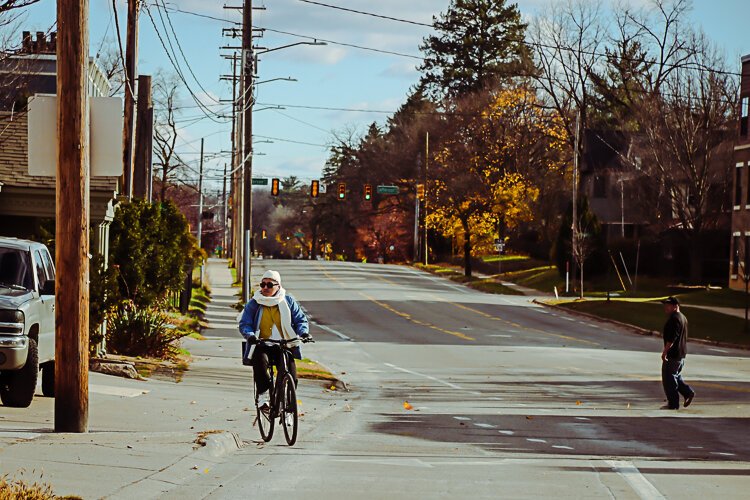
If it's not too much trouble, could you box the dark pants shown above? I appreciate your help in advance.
[251,343,297,394]
[661,358,693,409]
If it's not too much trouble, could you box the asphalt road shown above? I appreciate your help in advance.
[187,260,750,499]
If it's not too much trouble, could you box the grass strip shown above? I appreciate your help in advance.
[556,299,750,347]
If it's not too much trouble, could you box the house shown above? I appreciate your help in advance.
[0,32,119,258]
[729,54,750,291]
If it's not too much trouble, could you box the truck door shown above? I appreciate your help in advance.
[34,249,55,363]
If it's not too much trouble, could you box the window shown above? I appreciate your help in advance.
[34,250,47,288]
[736,166,743,206]
[593,175,607,198]
[733,236,741,275]
[41,249,55,281]
[742,96,749,137]
[745,236,750,278]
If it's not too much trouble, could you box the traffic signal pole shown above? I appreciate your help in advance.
[55,0,90,433]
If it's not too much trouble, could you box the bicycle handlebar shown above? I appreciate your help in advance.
[252,336,315,346]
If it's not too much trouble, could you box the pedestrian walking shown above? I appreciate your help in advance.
[660,296,695,410]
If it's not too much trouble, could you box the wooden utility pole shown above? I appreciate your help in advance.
[121,0,140,199]
[133,74,152,200]
[56,0,90,433]
[423,132,429,266]
[241,0,254,303]
[222,163,228,257]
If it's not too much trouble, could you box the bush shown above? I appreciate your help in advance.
[0,471,70,500]
[106,301,188,359]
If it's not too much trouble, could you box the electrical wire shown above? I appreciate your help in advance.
[297,0,432,27]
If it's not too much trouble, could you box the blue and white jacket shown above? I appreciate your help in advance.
[239,294,309,360]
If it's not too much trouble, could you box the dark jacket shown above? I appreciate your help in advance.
[663,311,688,360]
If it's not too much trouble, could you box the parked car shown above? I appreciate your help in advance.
[0,237,55,407]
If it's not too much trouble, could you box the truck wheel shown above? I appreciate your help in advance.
[0,338,38,408]
[41,361,55,397]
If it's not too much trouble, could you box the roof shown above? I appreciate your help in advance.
[0,237,45,251]
[0,111,118,193]
[743,54,750,64]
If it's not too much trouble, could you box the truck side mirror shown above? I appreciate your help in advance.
[41,279,55,296]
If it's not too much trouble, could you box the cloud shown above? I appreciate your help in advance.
[380,61,419,79]
[269,44,349,65]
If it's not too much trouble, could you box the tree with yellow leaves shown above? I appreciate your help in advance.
[426,84,564,276]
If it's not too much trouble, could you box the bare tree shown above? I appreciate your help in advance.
[152,73,186,202]
[633,32,738,282]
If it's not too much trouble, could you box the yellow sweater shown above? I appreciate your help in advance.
[258,305,282,339]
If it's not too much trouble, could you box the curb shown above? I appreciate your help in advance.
[195,431,244,458]
[534,299,750,352]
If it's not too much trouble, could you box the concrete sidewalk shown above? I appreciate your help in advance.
[0,259,334,498]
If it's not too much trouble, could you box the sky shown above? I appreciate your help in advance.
[13,0,750,194]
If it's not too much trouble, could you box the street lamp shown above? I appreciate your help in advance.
[256,77,297,85]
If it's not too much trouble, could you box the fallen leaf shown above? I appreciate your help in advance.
[403,401,413,410]
[575,401,582,405]
[526,416,534,420]
[204,468,210,474]
[330,385,336,391]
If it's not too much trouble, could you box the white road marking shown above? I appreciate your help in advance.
[688,446,704,449]
[575,417,591,421]
[527,438,547,443]
[561,316,576,322]
[453,416,472,421]
[711,452,736,456]
[311,321,353,341]
[489,334,513,338]
[552,445,574,450]
[89,385,149,398]
[474,423,496,429]
[0,431,41,440]
[532,309,550,314]
[384,363,463,390]
[499,430,514,435]
[709,348,729,353]
[606,460,666,500]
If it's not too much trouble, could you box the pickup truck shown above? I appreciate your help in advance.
[0,237,55,407]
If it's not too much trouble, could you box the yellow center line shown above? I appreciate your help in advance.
[445,300,599,346]
[359,292,475,342]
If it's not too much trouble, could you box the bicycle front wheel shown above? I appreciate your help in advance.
[280,374,298,446]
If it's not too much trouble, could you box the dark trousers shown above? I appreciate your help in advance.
[251,343,297,394]
[661,359,693,409]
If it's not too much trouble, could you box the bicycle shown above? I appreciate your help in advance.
[250,336,314,446]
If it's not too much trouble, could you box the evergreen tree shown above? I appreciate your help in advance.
[419,0,530,98]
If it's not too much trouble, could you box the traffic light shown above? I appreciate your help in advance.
[271,178,280,196]
[337,182,346,200]
[416,183,425,201]
[364,184,372,201]
[311,180,319,198]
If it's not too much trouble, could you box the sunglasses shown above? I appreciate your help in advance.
[258,281,278,289]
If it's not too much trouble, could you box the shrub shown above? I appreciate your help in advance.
[106,301,188,359]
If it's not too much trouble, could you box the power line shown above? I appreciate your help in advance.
[297,0,432,28]
[253,134,329,147]
[258,26,423,60]
[143,4,226,124]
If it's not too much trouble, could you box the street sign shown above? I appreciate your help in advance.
[252,178,269,185]
[376,185,399,195]
[294,232,304,238]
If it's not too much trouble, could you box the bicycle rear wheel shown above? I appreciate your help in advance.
[280,373,298,446]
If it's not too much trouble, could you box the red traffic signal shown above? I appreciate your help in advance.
[271,178,280,196]
[311,180,320,198]
[364,184,372,200]
[337,182,346,200]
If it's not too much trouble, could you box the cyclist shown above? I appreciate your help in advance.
[239,270,310,409]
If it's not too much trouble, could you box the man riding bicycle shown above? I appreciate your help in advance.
[239,270,310,409]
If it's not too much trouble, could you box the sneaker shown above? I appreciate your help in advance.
[684,393,695,408]
[659,404,679,410]
[257,390,270,410]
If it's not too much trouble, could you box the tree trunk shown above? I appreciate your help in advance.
[462,218,472,278]
[579,259,584,299]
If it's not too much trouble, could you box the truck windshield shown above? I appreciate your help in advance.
[0,248,33,290]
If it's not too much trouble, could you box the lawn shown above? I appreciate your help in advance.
[502,266,562,293]
[416,263,524,295]
[557,299,750,347]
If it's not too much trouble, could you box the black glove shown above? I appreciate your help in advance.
[246,335,258,345]
[300,333,314,343]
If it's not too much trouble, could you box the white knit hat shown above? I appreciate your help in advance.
[261,269,281,284]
